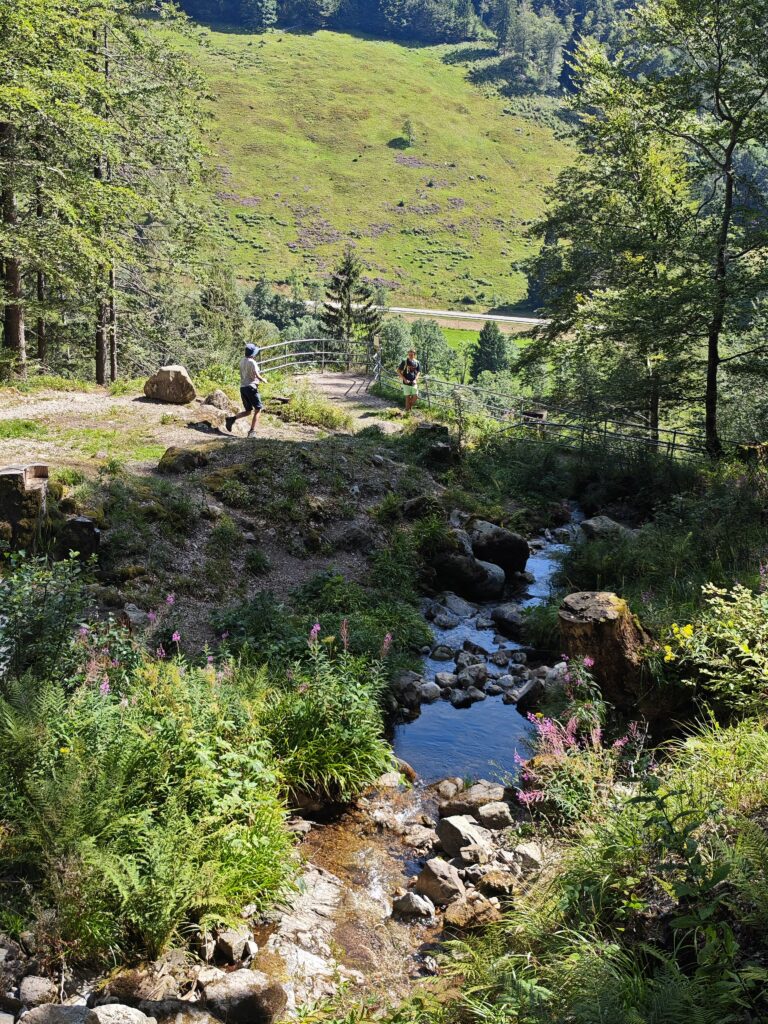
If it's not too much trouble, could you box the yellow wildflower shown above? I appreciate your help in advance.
[59,746,71,755]
[681,624,694,638]
[664,645,675,663]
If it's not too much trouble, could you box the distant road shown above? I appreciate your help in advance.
[383,305,547,327]
[307,300,547,329]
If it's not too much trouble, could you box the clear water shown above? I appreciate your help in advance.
[393,518,578,783]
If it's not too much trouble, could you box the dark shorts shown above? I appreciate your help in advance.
[240,385,263,413]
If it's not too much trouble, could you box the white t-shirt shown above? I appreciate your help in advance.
[240,356,260,387]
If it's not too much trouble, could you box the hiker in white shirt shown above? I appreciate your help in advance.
[226,343,266,437]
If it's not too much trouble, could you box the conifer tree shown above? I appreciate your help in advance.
[470,321,508,379]
[321,247,382,347]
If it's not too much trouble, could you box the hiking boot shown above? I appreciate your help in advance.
[247,429,256,438]
[225,416,235,433]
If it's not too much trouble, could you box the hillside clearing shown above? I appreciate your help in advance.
[179,28,572,307]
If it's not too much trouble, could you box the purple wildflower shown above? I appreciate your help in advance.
[172,631,181,644]
[207,655,214,665]
[166,593,176,606]
[380,632,393,658]
[308,622,321,647]
[147,610,157,624]
[99,679,110,696]
[518,789,546,805]
[583,656,595,669]
[156,645,166,659]
[221,631,229,640]
[78,625,90,638]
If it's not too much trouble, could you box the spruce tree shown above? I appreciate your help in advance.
[470,321,508,379]
[321,247,382,347]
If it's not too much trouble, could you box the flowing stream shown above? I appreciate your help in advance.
[393,512,583,782]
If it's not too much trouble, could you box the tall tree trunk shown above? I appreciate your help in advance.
[647,357,660,443]
[0,122,27,372]
[108,264,117,381]
[95,298,108,385]
[705,142,736,459]
[36,271,47,362]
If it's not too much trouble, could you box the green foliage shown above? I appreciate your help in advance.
[0,554,90,688]
[271,383,353,430]
[0,419,48,440]
[560,464,768,629]
[663,584,768,715]
[266,643,391,801]
[0,656,295,963]
[321,247,382,344]
[470,321,508,380]
[245,547,272,576]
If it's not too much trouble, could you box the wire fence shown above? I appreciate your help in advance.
[263,337,746,461]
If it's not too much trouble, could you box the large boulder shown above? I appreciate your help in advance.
[436,816,490,858]
[430,553,505,602]
[392,892,435,918]
[414,858,466,905]
[580,516,634,542]
[204,390,237,413]
[468,520,529,575]
[144,366,196,405]
[559,591,660,715]
[202,969,287,1024]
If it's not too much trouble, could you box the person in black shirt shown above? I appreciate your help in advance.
[398,349,421,413]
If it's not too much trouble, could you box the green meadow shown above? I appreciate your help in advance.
[180,28,572,307]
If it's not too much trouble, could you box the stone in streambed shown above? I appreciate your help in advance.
[202,969,287,1024]
[20,976,58,1008]
[392,892,435,918]
[457,664,488,688]
[419,682,442,703]
[478,869,518,897]
[444,894,503,930]
[490,603,525,639]
[439,781,506,817]
[440,593,477,618]
[431,645,455,661]
[215,925,251,963]
[467,520,529,575]
[93,1008,157,1024]
[436,815,488,857]
[429,552,505,602]
[435,672,458,690]
[414,858,465,905]
[476,802,514,829]
[22,1011,99,1024]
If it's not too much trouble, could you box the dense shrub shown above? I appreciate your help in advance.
[266,638,392,801]
[663,583,768,715]
[0,658,295,962]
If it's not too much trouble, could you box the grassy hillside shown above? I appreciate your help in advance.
[181,28,572,308]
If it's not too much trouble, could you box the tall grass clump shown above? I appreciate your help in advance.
[266,627,392,802]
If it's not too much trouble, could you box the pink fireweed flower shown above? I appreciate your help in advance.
[564,717,579,748]
[99,679,110,696]
[613,736,629,750]
[308,622,321,647]
[583,656,595,668]
[207,655,214,665]
[172,631,181,644]
[78,625,90,638]
[147,610,157,624]
[380,632,393,658]
[518,789,546,805]
[340,618,350,652]
[166,593,175,606]
[590,725,603,749]
[513,750,527,766]
[111,658,119,667]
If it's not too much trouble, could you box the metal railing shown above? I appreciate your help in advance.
[257,337,374,376]
[267,338,747,460]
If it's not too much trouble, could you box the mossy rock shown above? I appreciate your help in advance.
[158,446,210,474]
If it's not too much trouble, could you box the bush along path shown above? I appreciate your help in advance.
[4,374,768,1023]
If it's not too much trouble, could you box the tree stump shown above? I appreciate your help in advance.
[559,591,664,717]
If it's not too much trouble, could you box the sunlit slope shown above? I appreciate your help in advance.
[186,28,572,307]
